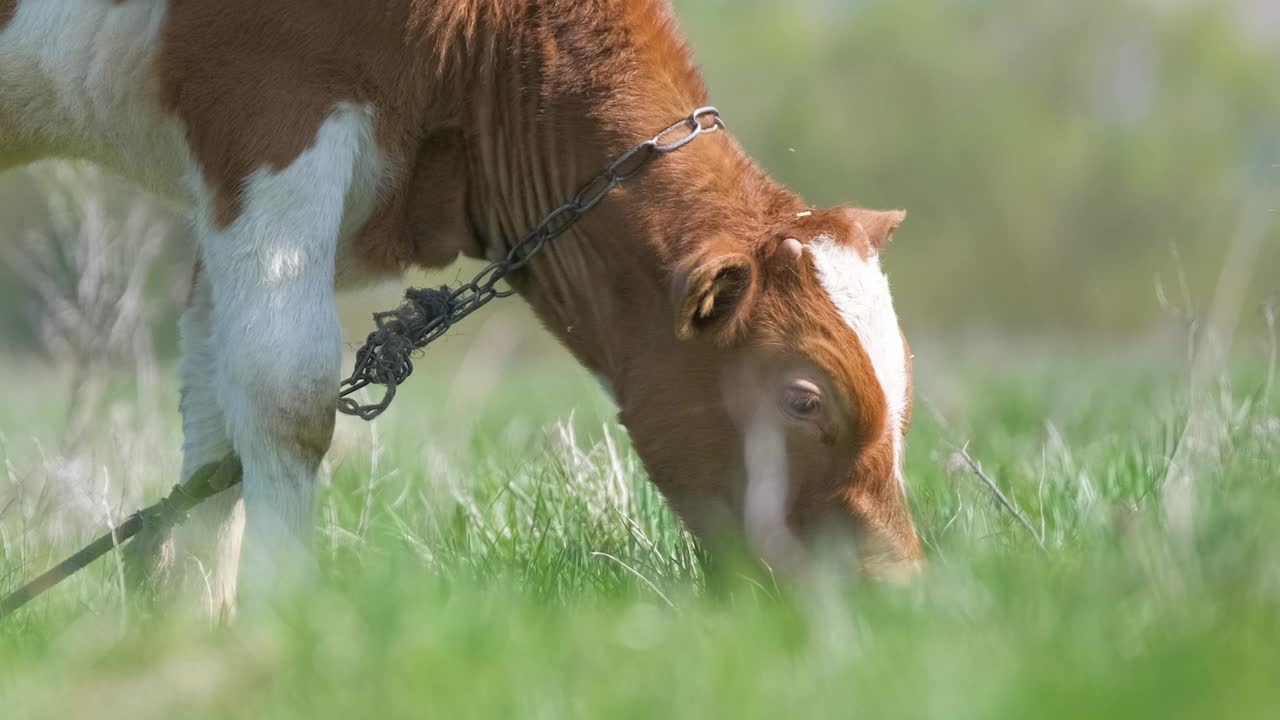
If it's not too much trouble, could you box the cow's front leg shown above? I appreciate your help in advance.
[196,107,375,608]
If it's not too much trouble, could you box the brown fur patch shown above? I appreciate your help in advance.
[151,1,716,257]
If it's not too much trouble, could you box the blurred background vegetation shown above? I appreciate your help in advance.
[0,0,1276,354]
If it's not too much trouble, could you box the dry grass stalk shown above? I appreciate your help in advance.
[1161,199,1272,546]
[0,164,176,566]
[0,164,168,451]
[954,444,1047,550]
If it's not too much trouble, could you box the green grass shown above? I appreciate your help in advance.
[1,345,1278,719]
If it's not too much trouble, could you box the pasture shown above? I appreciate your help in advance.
[2,337,1277,719]
[2,0,1278,716]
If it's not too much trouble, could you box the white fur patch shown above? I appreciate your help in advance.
[0,0,190,194]
[808,236,908,490]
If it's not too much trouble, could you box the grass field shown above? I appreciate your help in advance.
[1,337,1278,719]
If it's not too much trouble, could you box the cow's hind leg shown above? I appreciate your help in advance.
[198,105,375,609]
[125,267,245,619]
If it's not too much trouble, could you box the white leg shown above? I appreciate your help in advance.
[124,267,244,619]
[174,269,245,617]
[195,104,375,605]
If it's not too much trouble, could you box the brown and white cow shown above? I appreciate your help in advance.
[0,0,921,615]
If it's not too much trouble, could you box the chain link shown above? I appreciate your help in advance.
[338,107,725,420]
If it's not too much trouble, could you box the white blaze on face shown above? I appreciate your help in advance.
[807,235,909,490]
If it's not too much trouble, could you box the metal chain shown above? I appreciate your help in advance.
[337,107,726,420]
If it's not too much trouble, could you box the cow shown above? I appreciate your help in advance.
[0,0,922,616]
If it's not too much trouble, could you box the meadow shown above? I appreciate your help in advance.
[0,2,1276,715]
[1,330,1277,719]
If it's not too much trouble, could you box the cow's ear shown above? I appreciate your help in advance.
[842,207,906,252]
[673,249,759,343]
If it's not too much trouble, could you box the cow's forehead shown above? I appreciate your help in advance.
[805,235,908,482]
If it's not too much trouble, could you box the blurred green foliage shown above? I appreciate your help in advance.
[3,347,1279,719]
[676,0,1279,334]
[0,0,1275,348]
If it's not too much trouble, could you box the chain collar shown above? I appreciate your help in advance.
[338,107,726,420]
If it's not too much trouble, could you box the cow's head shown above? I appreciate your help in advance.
[614,205,922,580]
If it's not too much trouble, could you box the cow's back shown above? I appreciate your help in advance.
[0,1,438,189]
[0,0,485,283]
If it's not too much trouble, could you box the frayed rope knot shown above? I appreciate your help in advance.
[338,285,468,421]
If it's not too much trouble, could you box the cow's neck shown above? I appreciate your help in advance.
[447,1,792,399]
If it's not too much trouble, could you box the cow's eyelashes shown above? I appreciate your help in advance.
[781,380,824,421]
[787,390,820,415]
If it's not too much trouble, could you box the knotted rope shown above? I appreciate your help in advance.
[0,456,243,620]
[338,284,490,421]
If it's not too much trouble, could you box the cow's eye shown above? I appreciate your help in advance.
[781,380,824,421]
